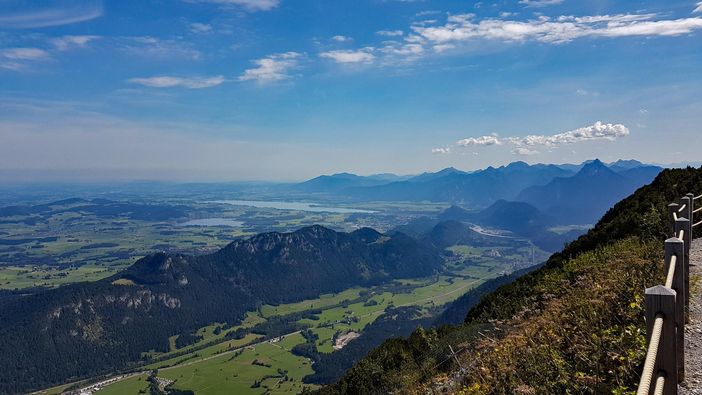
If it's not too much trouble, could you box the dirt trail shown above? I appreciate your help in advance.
[680,238,702,394]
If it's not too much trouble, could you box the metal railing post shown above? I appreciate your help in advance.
[668,203,680,236]
[675,217,691,324]
[644,285,678,395]
[664,237,685,381]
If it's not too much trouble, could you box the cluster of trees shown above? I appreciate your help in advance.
[173,331,203,349]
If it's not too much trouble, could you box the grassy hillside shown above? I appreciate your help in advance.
[320,166,702,394]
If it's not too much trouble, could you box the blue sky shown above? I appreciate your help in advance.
[1,0,701,181]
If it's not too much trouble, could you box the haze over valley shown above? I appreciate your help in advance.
[2,0,702,394]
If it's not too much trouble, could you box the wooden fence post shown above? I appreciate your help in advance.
[685,193,695,240]
[675,217,691,324]
[645,285,678,395]
[668,203,680,236]
[665,237,685,381]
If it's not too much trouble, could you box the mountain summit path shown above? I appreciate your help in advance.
[680,237,702,394]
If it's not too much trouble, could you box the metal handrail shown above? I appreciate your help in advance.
[678,229,685,241]
[637,315,664,395]
[694,207,702,214]
[678,204,687,213]
[695,194,702,201]
[694,220,702,228]
[665,255,677,289]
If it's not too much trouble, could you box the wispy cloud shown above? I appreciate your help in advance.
[320,48,375,64]
[0,2,103,29]
[513,147,540,155]
[239,52,303,82]
[431,147,451,154]
[321,11,702,71]
[0,47,51,71]
[0,48,50,61]
[128,75,225,89]
[185,0,280,11]
[189,22,213,34]
[377,30,404,37]
[332,35,352,42]
[118,36,202,60]
[694,2,702,13]
[51,35,100,51]
[518,0,564,8]
[413,13,702,45]
[452,122,629,155]
[575,88,599,97]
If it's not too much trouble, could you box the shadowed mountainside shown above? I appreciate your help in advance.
[0,225,442,394]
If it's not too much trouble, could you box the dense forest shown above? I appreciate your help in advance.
[0,225,442,394]
[319,166,702,394]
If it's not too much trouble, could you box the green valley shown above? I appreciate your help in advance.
[37,238,543,395]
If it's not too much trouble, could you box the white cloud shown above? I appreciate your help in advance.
[186,0,280,11]
[575,88,599,97]
[431,147,451,154]
[0,3,103,29]
[189,23,213,34]
[128,75,225,89]
[454,122,629,154]
[456,135,501,147]
[335,10,702,69]
[519,0,564,8]
[432,43,455,53]
[412,13,702,45]
[239,52,303,82]
[332,35,351,42]
[506,121,630,147]
[513,147,540,155]
[381,43,424,57]
[694,2,702,13]
[119,36,202,60]
[377,30,404,37]
[51,35,100,51]
[0,47,50,71]
[0,48,50,61]
[320,48,375,64]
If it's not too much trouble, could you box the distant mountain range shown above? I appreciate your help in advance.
[516,160,662,224]
[291,159,663,224]
[0,226,442,394]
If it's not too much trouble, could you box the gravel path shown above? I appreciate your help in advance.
[680,238,702,394]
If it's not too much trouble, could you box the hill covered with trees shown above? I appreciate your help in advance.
[319,166,702,394]
[0,226,442,394]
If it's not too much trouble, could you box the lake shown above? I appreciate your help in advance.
[213,200,376,214]
[180,218,245,227]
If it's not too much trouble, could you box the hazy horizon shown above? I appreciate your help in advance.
[2,0,702,181]
[0,158,700,184]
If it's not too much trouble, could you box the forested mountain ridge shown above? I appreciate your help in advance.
[319,166,702,394]
[0,225,442,394]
